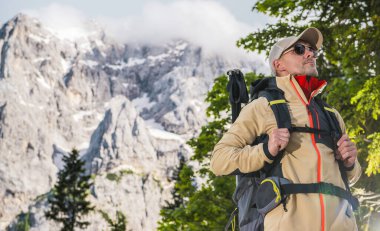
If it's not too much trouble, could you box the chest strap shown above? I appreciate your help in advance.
[289,126,339,137]
[281,182,359,210]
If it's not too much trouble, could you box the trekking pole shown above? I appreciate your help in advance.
[226,69,249,123]
[226,69,249,189]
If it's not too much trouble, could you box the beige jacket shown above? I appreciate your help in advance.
[210,75,361,231]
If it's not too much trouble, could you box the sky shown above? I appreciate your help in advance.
[0,0,276,71]
[0,0,272,27]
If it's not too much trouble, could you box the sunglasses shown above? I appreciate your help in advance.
[282,43,318,57]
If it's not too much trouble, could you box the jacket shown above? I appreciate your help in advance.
[210,74,362,231]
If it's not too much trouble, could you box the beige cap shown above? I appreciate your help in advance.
[268,27,323,76]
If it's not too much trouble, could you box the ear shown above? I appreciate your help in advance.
[273,59,285,73]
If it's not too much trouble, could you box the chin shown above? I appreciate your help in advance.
[306,69,318,76]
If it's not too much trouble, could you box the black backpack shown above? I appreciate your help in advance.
[225,70,359,231]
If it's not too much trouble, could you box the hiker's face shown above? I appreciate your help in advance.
[276,41,318,77]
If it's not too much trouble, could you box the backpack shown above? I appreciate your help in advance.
[225,71,359,231]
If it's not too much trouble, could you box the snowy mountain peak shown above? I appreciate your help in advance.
[0,14,262,230]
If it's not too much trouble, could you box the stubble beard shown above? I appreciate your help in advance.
[306,68,318,76]
[303,62,319,76]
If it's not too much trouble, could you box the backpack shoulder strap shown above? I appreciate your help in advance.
[314,97,351,190]
[251,77,292,130]
[251,77,291,175]
[315,98,342,133]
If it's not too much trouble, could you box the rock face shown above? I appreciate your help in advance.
[0,14,262,230]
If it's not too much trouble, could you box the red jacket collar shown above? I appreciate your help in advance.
[294,75,327,100]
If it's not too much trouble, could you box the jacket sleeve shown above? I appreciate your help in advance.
[210,97,274,176]
[334,109,362,185]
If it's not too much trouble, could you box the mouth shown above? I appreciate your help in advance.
[304,61,315,66]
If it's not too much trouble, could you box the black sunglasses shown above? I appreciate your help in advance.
[283,43,318,57]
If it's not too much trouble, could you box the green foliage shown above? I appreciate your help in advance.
[366,133,380,176]
[33,192,49,202]
[45,149,95,231]
[158,73,264,230]
[106,169,133,183]
[157,157,195,230]
[351,75,380,122]
[106,173,119,182]
[15,212,30,231]
[99,210,127,231]
[158,175,236,231]
[205,75,230,118]
[187,119,228,166]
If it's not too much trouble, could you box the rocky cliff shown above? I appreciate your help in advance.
[0,14,262,230]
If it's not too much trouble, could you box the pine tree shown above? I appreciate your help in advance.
[99,210,128,231]
[164,156,194,209]
[157,156,196,230]
[45,149,95,231]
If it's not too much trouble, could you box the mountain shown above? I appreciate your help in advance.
[0,14,263,230]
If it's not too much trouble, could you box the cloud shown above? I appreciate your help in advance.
[103,0,258,59]
[21,1,269,70]
[22,3,95,40]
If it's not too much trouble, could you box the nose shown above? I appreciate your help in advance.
[304,48,314,58]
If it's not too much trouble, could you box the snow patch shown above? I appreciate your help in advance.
[45,26,90,42]
[175,42,188,51]
[144,118,182,142]
[145,119,164,130]
[36,76,51,89]
[148,128,184,142]
[126,58,146,67]
[78,40,92,52]
[79,60,99,68]
[147,53,170,62]
[77,142,89,150]
[106,58,146,70]
[61,58,70,73]
[17,95,40,108]
[190,99,203,113]
[33,57,51,63]
[93,39,105,48]
[72,110,95,122]
[105,63,124,70]
[132,94,155,113]
[28,33,50,43]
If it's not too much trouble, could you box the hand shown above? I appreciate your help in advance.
[268,128,290,157]
[336,134,357,168]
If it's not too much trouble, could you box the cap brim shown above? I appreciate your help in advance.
[297,27,323,50]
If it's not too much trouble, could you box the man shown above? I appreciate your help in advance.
[210,28,362,231]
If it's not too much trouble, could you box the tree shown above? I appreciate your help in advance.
[157,156,197,230]
[14,212,31,231]
[45,149,95,231]
[99,210,128,231]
